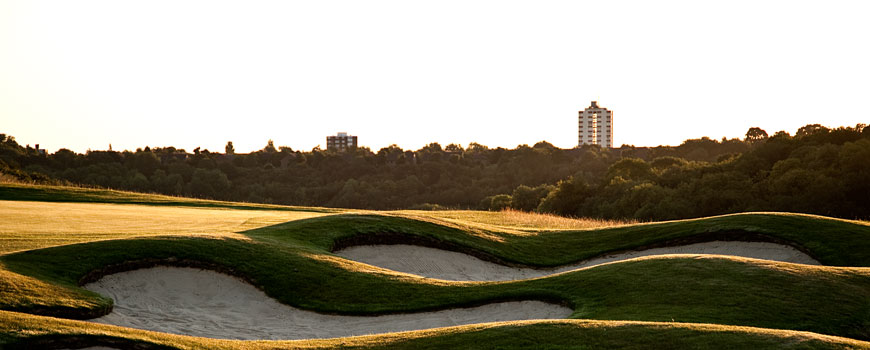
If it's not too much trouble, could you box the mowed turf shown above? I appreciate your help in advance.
[0,182,338,212]
[0,200,329,254]
[1,183,869,349]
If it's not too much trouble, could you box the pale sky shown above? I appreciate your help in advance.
[2,1,869,154]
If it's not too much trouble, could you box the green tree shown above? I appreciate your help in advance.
[466,142,489,153]
[263,140,277,153]
[796,124,830,138]
[650,156,687,170]
[445,143,464,153]
[418,143,444,162]
[188,168,230,199]
[606,158,654,182]
[482,194,512,211]
[510,184,552,212]
[50,149,78,169]
[537,177,590,216]
[745,127,769,143]
[132,150,160,176]
[150,170,184,195]
[128,171,151,191]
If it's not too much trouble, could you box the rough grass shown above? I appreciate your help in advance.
[393,209,636,233]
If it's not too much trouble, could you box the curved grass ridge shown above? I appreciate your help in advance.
[247,212,870,267]
[1,236,869,340]
[1,311,867,350]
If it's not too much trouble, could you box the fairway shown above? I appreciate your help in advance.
[0,200,329,254]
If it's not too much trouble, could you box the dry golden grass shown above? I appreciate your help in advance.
[395,209,635,233]
[0,200,330,255]
[3,311,867,350]
[0,264,101,310]
[0,173,21,184]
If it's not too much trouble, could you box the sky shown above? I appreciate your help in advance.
[2,1,869,154]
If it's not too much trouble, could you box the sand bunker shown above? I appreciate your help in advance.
[336,241,820,281]
[83,267,571,340]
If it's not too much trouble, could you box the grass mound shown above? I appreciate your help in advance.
[1,236,868,340]
[249,212,870,267]
[1,183,869,348]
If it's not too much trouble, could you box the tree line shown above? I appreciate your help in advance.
[1,122,867,220]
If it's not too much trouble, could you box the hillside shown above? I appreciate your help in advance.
[0,184,868,348]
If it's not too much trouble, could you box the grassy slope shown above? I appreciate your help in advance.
[1,237,868,340]
[6,183,870,267]
[392,209,636,232]
[1,183,869,348]
[2,312,867,350]
[0,182,338,212]
[0,200,327,254]
[248,212,870,267]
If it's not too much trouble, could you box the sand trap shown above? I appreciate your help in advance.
[83,267,571,340]
[336,241,820,281]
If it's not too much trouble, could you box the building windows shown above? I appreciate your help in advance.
[578,101,613,147]
[326,132,358,152]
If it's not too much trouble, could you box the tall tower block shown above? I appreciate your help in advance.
[578,101,613,148]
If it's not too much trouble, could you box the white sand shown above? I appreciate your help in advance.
[83,267,572,340]
[79,241,817,340]
[336,241,820,281]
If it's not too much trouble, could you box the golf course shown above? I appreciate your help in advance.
[1,182,868,349]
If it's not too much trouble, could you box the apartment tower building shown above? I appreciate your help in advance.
[578,101,613,148]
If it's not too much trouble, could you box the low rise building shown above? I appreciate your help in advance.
[326,132,358,152]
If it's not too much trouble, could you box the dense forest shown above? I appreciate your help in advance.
[1,123,868,221]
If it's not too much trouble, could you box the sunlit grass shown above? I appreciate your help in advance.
[0,265,103,312]
[2,235,869,340]
[0,200,330,255]
[2,184,870,347]
[394,209,635,233]
[0,182,340,212]
[2,311,867,349]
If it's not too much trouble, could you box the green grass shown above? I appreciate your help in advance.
[0,182,338,212]
[248,212,870,267]
[0,200,329,254]
[1,183,869,348]
[391,209,636,232]
[2,236,868,340]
